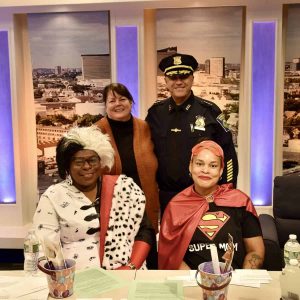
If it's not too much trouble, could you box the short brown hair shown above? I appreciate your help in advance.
[102,83,134,104]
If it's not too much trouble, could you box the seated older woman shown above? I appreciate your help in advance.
[158,140,264,270]
[33,126,154,270]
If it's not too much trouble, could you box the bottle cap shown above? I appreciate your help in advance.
[289,234,297,240]
[289,259,299,266]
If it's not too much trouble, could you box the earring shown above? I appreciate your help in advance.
[219,176,222,181]
[189,172,192,177]
[66,174,73,186]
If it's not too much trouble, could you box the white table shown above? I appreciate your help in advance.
[47,270,136,300]
[135,270,281,300]
[0,270,281,299]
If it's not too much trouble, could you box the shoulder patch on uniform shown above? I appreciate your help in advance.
[153,99,165,106]
[195,97,214,106]
[148,99,168,112]
[216,113,230,132]
[201,99,214,106]
[195,97,221,113]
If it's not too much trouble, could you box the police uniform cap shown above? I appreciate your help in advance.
[159,53,198,76]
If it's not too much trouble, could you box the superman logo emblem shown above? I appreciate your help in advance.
[197,211,230,240]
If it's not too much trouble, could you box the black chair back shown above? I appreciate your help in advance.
[273,175,300,248]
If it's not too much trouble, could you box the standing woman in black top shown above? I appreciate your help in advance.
[95,83,159,269]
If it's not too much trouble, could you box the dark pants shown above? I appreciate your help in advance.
[159,190,179,219]
[146,238,158,269]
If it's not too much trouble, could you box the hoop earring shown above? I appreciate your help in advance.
[66,174,73,186]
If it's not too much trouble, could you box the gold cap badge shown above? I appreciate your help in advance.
[173,56,182,65]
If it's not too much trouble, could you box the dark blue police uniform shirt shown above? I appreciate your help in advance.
[146,92,238,192]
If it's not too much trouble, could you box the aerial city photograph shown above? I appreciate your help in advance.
[27,11,110,194]
[27,6,300,195]
[282,4,300,175]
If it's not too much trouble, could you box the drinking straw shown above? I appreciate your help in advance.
[42,240,55,270]
[58,239,68,269]
[43,236,66,269]
[210,244,221,274]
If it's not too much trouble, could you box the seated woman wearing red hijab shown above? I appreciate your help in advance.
[158,140,264,270]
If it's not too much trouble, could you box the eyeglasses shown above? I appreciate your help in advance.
[71,156,100,167]
[166,74,191,81]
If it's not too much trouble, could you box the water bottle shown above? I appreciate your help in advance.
[24,229,39,276]
[280,259,300,299]
[284,234,300,266]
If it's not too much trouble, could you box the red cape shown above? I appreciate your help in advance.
[158,184,258,270]
[99,175,119,265]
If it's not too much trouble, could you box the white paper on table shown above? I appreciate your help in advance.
[230,269,272,288]
[0,275,48,299]
[77,298,128,300]
[0,276,20,288]
[166,275,198,287]
[230,273,260,288]
[165,269,272,289]
[234,269,272,280]
[191,269,272,288]
[16,289,49,300]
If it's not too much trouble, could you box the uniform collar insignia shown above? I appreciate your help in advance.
[170,95,193,112]
[169,99,177,112]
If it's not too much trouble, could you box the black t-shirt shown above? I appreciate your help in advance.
[183,203,262,269]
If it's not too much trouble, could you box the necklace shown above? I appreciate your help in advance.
[205,194,215,203]
[204,186,220,203]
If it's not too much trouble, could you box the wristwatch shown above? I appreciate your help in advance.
[127,261,136,270]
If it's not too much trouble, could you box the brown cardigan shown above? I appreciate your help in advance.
[95,117,159,233]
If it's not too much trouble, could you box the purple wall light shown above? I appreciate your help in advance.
[116,26,139,116]
[0,31,16,204]
[251,22,276,205]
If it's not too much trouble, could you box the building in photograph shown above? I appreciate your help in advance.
[205,59,210,74]
[37,141,57,158]
[36,125,69,144]
[210,57,225,77]
[75,102,105,116]
[55,65,62,75]
[81,54,110,80]
[291,58,300,71]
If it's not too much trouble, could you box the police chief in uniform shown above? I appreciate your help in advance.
[146,53,239,217]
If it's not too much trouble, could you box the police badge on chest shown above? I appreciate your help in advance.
[190,115,206,132]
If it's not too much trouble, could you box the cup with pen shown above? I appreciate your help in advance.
[195,234,234,300]
[37,237,76,299]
